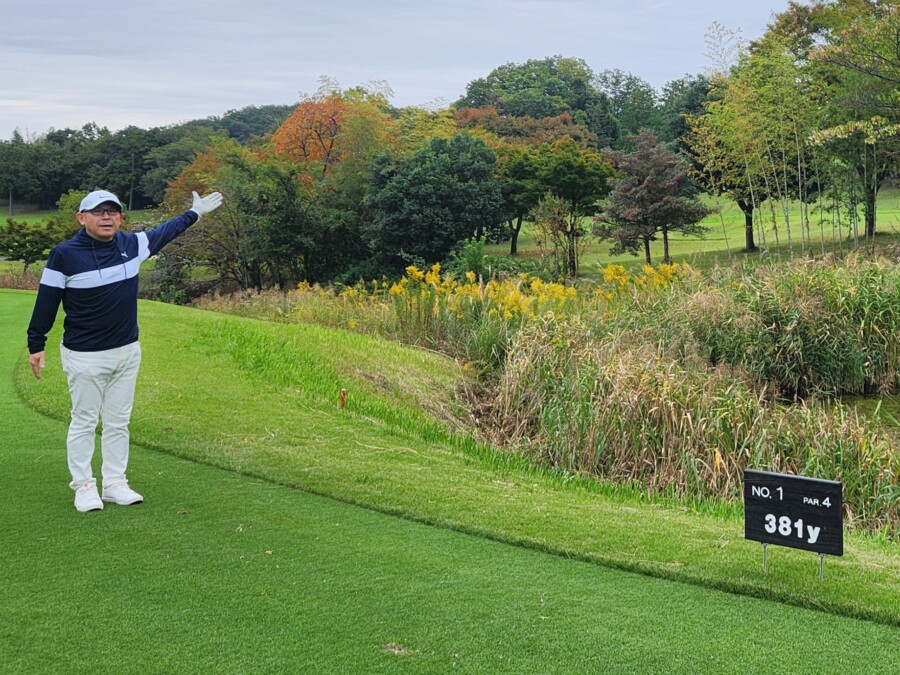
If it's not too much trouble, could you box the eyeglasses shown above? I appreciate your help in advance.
[85,207,122,216]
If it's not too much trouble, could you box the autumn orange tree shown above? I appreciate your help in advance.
[321,87,402,209]
[272,84,401,181]
[272,93,346,174]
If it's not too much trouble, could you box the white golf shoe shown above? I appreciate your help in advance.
[74,483,104,512]
[101,482,144,506]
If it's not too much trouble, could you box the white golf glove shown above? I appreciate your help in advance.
[190,191,224,219]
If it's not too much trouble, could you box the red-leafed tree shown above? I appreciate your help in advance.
[454,108,598,148]
[595,130,713,264]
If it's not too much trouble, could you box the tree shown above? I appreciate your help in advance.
[167,140,357,290]
[365,133,504,269]
[219,152,327,288]
[0,132,40,214]
[457,56,594,111]
[140,126,221,203]
[494,142,544,255]
[685,110,767,252]
[397,106,458,151]
[0,219,56,272]
[534,137,613,276]
[454,108,598,148]
[319,89,401,207]
[272,94,347,174]
[46,189,88,243]
[595,130,714,264]
[594,69,661,149]
[529,193,579,278]
[455,56,617,147]
[761,1,900,241]
[162,141,255,290]
[804,2,900,238]
[691,29,826,257]
[85,126,157,209]
[214,105,295,143]
[657,74,711,147]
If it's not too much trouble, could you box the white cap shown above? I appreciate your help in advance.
[79,190,124,212]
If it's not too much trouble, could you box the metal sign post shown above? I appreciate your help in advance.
[744,469,843,583]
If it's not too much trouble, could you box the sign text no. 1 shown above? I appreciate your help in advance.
[743,469,843,581]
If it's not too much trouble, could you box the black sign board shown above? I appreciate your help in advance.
[744,470,843,556]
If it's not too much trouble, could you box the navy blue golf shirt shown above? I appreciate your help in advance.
[27,211,198,354]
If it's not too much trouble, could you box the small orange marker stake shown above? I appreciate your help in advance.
[340,388,347,409]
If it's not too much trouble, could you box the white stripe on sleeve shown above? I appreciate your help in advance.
[137,232,150,262]
[39,267,67,289]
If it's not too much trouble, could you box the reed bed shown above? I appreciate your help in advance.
[684,257,900,399]
[491,316,898,537]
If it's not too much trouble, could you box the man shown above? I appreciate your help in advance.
[27,189,223,512]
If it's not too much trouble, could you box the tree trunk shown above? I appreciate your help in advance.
[509,216,523,256]
[737,199,757,252]
[567,232,578,277]
[643,237,652,265]
[662,226,670,264]
[864,182,877,238]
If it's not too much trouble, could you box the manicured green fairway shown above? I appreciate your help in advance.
[1,291,898,673]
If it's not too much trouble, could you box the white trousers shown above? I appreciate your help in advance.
[60,342,142,490]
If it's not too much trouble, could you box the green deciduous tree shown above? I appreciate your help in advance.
[365,133,505,269]
[165,140,348,290]
[494,142,544,256]
[0,132,40,214]
[456,56,617,148]
[657,74,711,147]
[594,69,661,149]
[534,137,613,276]
[685,112,764,252]
[804,2,900,238]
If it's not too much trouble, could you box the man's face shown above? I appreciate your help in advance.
[76,202,123,242]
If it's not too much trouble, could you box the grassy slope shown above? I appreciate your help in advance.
[3,292,900,673]
[8,292,899,632]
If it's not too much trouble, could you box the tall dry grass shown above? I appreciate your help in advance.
[0,266,40,290]
[489,316,898,536]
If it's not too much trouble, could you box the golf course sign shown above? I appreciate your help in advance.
[744,469,843,557]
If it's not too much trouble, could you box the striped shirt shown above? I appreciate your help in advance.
[27,211,199,353]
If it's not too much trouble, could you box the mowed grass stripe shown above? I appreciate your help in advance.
[0,291,897,673]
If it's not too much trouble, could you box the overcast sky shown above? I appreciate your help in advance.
[1,0,786,140]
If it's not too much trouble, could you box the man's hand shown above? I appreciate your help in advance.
[190,191,224,218]
[29,351,45,380]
